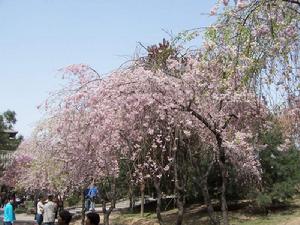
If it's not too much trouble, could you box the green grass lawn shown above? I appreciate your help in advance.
[111,197,300,225]
[230,210,300,225]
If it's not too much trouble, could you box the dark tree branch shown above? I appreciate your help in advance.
[185,106,218,136]
[222,114,238,130]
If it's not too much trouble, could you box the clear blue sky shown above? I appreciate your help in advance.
[0,0,215,137]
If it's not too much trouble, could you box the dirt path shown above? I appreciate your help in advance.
[281,216,300,225]
[0,216,36,225]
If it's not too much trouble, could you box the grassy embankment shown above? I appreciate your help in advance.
[109,197,300,225]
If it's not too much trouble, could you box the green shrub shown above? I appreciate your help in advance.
[66,194,80,206]
[255,193,272,209]
[250,122,300,208]
[14,207,27,214]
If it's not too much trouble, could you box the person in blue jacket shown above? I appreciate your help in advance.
[3,197,16,225]
[87,184,98,211]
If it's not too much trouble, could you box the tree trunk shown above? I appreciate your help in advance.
[201,179,219,225]
[81,190,86,225]
[102,177,116,225]
[219,160,229,225]
[102,200,113,225]
[102,200,108,225]
[103,213,110,225]
[187,141,219,225]
[140,182,145,217]
[174,155,184,225]
[176,195,184,225]
[128,183,135,212]
[154,178,163,225]
[103,206,114,225]
[217,134,229,225]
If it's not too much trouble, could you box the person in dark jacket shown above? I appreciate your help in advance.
[58,210,72,225]
[85,212,100,225]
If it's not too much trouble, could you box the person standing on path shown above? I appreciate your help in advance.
[43,195,57,225]
[87,184,98,211]
[36,195,45,225]
[3,197,16,225]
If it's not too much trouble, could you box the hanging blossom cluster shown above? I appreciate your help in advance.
[208,0,300,109]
